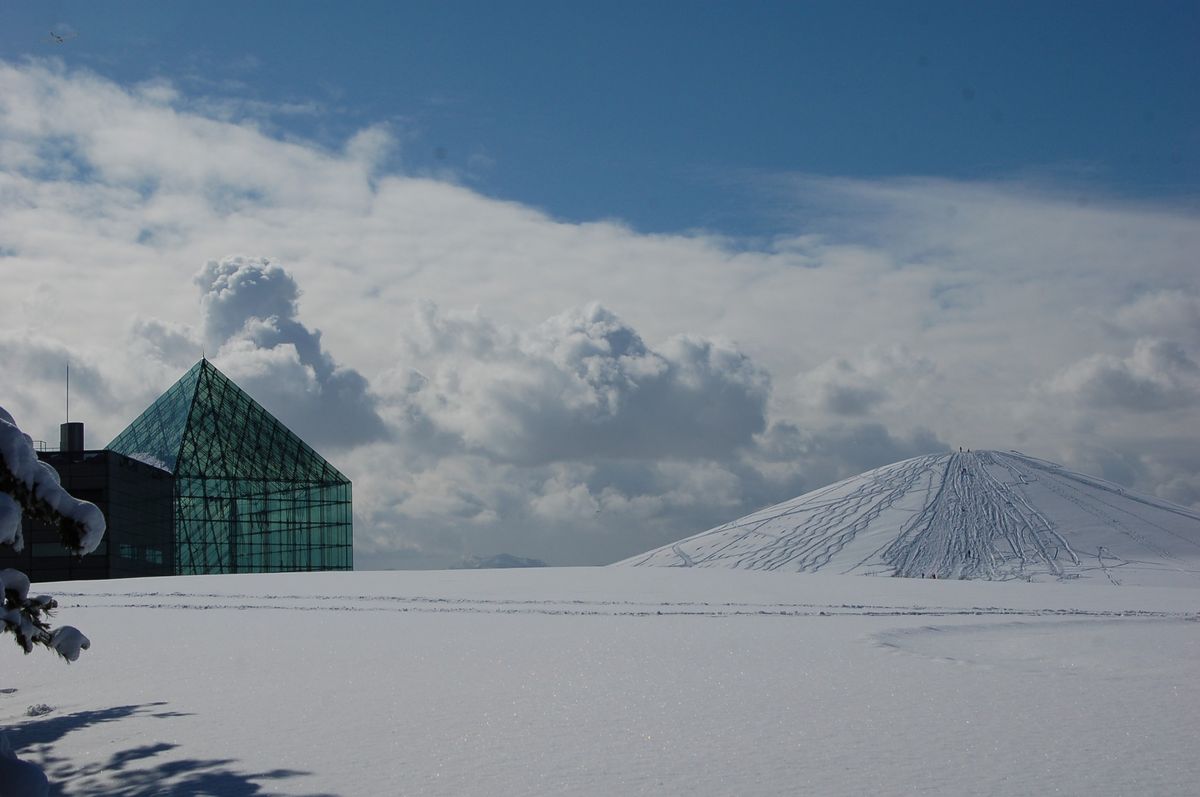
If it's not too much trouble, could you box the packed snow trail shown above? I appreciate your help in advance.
[616,450,1200,587]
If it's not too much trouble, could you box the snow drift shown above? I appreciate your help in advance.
[616,450,1200,586]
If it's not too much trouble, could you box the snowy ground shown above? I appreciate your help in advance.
[620,450,1200,586]
[3,567,1199,796]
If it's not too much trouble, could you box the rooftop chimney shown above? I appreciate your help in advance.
[60,422,84,452]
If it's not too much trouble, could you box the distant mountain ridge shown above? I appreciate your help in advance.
[616,450,1200,587]
[456,553,548,569]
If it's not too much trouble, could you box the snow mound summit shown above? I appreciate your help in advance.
[617,450,1200,587]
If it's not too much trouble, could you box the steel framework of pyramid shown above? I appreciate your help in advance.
[107,359,353,574]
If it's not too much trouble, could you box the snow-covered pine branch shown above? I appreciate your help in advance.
[0,406,105,662]
[0,408,105,556]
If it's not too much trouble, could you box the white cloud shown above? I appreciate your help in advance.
[195,256,304,348]
[388,302,769,465]
[131,317,199,368]
[1112,290,1200,342]
[530,467,601,522]
[797,345,938,417]
[1157,473,1200,508]
[747,421,946,499]
[1048,338,1200,412]
[2,59,1199,563]
[0,331,115,444]
[186,256,386,449]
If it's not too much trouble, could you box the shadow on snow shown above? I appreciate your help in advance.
[4,702,338,796]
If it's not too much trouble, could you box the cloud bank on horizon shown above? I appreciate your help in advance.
[1,60,1198,568]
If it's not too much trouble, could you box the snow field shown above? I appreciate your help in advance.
[3,568,1199,795]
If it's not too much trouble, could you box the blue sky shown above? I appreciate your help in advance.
[1,2,1198,567]
[4,1,1197,235]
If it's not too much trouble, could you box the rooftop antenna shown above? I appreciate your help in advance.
[66,362,70,423]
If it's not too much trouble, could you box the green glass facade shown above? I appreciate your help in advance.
[107,360,353,574]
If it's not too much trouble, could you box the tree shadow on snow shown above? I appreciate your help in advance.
[4,703,338,796]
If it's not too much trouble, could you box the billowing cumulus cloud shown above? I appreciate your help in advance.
[3,59,1200,565]
[126,256,387,448]
[346,301,947,566]
[390,302,769,464]
[193,256,387,448]
[196,257,306,349]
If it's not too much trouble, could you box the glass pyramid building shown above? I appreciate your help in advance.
[107,359,353,574]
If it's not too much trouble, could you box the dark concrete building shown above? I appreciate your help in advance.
[0,426,175,581]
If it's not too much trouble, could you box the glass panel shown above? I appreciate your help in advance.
[106,360,203,471]
[33,543,69,558]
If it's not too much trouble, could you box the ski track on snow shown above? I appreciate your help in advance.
[52,589,1200,621]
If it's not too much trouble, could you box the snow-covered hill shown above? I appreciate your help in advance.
[617,450,1200,586]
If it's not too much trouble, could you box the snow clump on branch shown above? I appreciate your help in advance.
[0,404,105,661]
[0,407,105,555]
